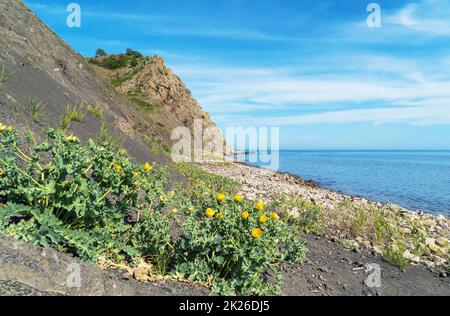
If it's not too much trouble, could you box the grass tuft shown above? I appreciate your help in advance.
[0,65,7,84]
[60,103,87,129]
[87,104,104,120]
[28,98,46,123]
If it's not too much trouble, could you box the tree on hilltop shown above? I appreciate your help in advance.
[95,48,107,58]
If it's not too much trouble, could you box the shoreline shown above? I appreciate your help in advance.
[201,161,450,268]
[232,160,448,218]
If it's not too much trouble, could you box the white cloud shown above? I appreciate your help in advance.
[223,104,450,127]
[170,52,450,128]
[174,61,450,104]
[386,0,450,37]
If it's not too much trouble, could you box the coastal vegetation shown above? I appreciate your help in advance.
[0,125,306,295]
[202,163,450,270]
[276,196,413,267]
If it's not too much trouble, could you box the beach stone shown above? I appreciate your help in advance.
[425,238,436,247]
[427,242,443,254]
[403,250,420,263]
[436,238,448,247]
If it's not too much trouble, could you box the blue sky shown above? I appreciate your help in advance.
[24,0,450,149]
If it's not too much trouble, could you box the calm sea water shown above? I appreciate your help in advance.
[237,151,450,216]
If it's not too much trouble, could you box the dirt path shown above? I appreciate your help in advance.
[285,235,449,296]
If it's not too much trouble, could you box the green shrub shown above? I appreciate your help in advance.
[89,55,129,70]
[0,126,168,263]
[125,48,143,58]
[0,126,306,295]
[173,192,306,295]
[95,48,107,58]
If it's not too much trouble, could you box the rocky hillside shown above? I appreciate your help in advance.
[0,1,161,163]
[89,54,227,154]
[0,0,226,168]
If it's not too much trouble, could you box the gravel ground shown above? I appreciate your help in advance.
[285,235,449,296]
[201,162,450,296]
[0,280,60,296]
[201,162,449,268]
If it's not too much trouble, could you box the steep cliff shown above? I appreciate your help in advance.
[89,54,227,155]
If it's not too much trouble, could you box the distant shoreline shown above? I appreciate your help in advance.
[231,151,450,217]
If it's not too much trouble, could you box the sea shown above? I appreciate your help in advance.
[236,150,450,217]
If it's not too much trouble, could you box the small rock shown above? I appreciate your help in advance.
[133,268,149,282]
[319,266,331,273]
[403,250,421,263]
[427,242,443,254]
[436,237,448,247]
[425,237,436,247]
[424,260,436,268]
[373,246,383,255]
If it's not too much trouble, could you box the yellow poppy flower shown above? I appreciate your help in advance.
[259,215,268,224]
[7,126,13,133]
[133,171,140,178]
[119,148,127,156]
[114,163,122,173]
[65,134,79,142]
[205,208,215,218]
[171,209,178,215]
[188,207,194,214]
[144,162,153,172]
[216,212,224,220]
[233,194,243,203]
[241,211,250,220]
[271,212,280,221]
[0,123,6,133]
[255,201,265,211]
[160,194,167,202]
[251,228,263,239]
[216,193,226,202]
